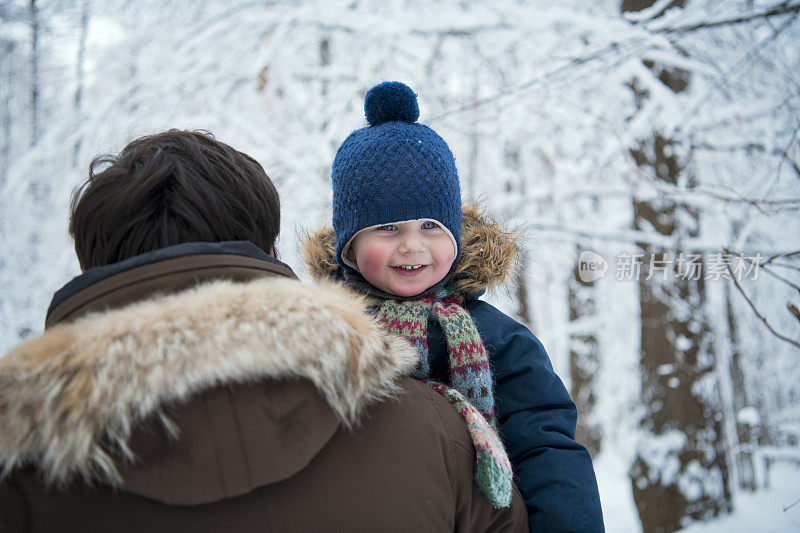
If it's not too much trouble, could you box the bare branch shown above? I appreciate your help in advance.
[723,253,800,351]
[775,122,800,182]
[789,303,800,325]
[764,260,800,270]
[764,250,800,266]
[727,248,800,292]
[658,3,800,34]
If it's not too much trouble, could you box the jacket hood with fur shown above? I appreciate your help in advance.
[302,205,519,298]
[0,275,416,496]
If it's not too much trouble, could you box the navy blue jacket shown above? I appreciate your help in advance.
[428,298,605,532]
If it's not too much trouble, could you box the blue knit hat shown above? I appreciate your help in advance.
[332,81,462,273]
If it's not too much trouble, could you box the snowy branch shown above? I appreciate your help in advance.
[657,2,800,34]
[622,0,675,24]
[427,42,632,121]
[410,24,513,37]
[525,222,798,256]
[690,141,800,181]
[628,159,800,214]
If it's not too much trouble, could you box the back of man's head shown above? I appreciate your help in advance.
[69,130,279,270]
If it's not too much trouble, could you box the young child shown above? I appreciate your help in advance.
[303,81,604,532]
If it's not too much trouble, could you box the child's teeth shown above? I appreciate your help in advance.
[398,265,422,270]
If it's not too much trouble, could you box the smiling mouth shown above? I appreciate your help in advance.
[391,265,428,275]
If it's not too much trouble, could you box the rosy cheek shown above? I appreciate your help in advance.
[435,244,456,268]
[362,248,384,266]
[444,250,456,266]
[356,247,389,278]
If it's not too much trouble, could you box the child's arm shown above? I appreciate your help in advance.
[468,300,605,533]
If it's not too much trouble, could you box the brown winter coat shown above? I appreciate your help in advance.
[0,246,527,533]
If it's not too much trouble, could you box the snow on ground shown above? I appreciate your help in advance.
[596,452,800,532]
[596,452,643,532]
[680,464,800,532]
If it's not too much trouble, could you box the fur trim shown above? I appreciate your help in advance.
[301,223,338,282]
[0,278,416,487]
[301,205,518,297]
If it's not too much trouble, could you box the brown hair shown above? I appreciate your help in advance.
[69,130,279,270]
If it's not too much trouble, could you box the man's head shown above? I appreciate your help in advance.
[69,130,279,270]
[331,81,462,286]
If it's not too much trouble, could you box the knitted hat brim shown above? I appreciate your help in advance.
[341,218,458,272]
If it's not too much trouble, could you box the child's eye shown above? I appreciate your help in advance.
[421,221,439,230]
[377,224,398,232]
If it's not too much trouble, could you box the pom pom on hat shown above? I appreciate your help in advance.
[364,81,420,126]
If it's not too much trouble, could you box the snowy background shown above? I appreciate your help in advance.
[1,1,799,531]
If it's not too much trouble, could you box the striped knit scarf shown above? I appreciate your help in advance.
[369,291,513,509]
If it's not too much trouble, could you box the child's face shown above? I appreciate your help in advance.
[349,220,456,297]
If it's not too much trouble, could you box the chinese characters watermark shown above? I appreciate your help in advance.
[577,251,762,283]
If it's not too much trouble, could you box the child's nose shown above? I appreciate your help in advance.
[398,234,424,254]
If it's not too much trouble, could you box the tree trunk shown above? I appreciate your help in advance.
[622,3,732,531]
[726,281,757,491]
[30,0,40,146]
[628,135,732,533]
[503,142,532,326]
[73,0,90,166]
[569,245,602,457]
[75,0,90,110]
[1,40,13,189]
[319,35,330,98]
[465,62,479,202]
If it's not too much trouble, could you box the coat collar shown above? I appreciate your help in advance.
[1,244,416,489]
[46,241,295,328]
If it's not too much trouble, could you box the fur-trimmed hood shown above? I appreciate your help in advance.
[302,205,519,297]
[0,276,416,490]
